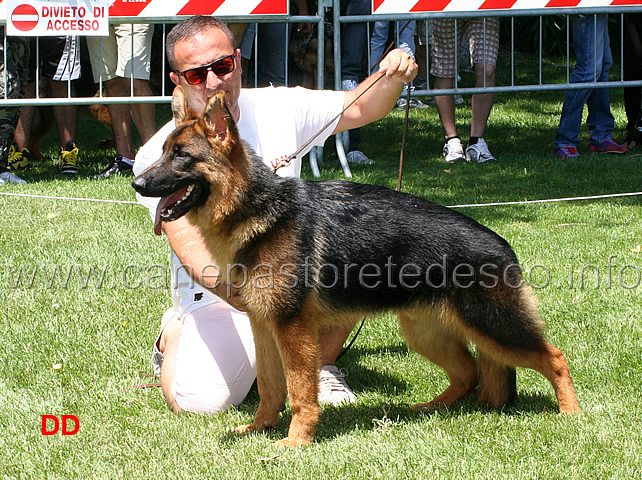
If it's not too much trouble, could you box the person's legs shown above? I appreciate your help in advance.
[623,13,642,144]
[468,17,498,139]
[130,78,156,144]
[394,20,416,59]
[433,77,457,138]
[585,14,615,145]
[160,303,257,415]
[555,15,595,149]
[257,22,288,87]
[103,77,135,160]
[49,80,77,148]
[470,62,495,138]
[431,19,458,138]
[369,22,390,74]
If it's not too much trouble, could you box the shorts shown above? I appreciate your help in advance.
[431,18,500,79]
[86,23,154,83]
[170,302,257,415]
[28,36,81,83]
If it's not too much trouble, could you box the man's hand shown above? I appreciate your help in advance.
[334,48,419,135]
[377,48,418,85]
[212,282,249,312]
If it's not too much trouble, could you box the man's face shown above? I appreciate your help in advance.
[169,27,242,120]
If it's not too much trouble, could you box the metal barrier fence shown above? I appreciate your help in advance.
[3,3,642,176]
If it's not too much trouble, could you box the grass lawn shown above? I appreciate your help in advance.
[1,56,641,478]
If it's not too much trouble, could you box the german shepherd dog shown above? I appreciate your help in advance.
[132,88,580,446]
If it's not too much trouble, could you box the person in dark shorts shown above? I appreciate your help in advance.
[12,36,81,175]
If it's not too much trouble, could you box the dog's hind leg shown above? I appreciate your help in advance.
[476,351,517,408]
[465,287,580,414]
[272,315,321,447]
[399,306,478,410]
[509,342,580,414]
[236,319,287,436]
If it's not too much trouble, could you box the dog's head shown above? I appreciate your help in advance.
[132,87,244,235]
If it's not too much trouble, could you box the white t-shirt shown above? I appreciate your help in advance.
[134,86,345,316]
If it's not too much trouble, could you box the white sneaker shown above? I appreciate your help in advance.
[466,138,496,163]
[346,150,374,165]
[341,79,358,91]
[443,137,466,163]
[318,365,356,405]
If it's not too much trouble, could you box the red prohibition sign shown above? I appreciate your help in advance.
[11,4,40,32]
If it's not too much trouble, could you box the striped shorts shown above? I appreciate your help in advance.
[28,36,81,82]
[431,17,500,79]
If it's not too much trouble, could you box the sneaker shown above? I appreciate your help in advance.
[346,150,375,165]
[341,79,358,91]
[443,137,466,163]
[553,145,580,160]
[318,365,356,405]
[0,169,26,184]
[466,138,496,163]
[454,94,464,105]
[7,145,30,171]
[589,137,628,154]
[93,154,133,179]
[59,141,79,175]
[409,97,430,109]
[396,97,408,109]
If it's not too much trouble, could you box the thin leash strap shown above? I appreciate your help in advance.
[397,84,411,192]
[273,21,414,173]
[272,70,387,172]
[336,317,366,363]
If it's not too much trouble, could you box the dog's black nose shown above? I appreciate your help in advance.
[131,176,147,193]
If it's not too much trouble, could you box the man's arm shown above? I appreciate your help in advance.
[162,217,248,311]
[333,48,418,135]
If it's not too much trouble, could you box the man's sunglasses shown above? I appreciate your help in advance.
[176,52,237,85]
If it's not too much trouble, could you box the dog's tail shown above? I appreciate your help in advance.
[475,352,517,408]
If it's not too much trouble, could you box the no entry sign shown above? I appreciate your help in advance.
[6,0,110,36]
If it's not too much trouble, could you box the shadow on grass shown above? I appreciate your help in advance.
[215,342,562,446]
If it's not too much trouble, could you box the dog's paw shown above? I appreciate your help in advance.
[273,437,310,448]
[235,423,258,435]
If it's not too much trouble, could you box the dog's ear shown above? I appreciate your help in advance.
[171,86,193,126]
[201,91,236,145]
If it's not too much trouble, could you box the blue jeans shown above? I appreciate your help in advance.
[370,20,416,73]
[555,14,614,148]
[341,0,370,151]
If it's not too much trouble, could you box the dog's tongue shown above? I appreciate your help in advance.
[153,186,190,236]
[154,196,170,236]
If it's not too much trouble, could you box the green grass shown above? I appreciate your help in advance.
[1,58,641,478]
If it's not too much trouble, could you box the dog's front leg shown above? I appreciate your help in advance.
[236,318,287,435]
[272,318,320,447]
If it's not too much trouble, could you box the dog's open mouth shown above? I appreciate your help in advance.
[154,183,203,235]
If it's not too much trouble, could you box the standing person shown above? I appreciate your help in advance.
[554,14,627,159]
[0,30,28,185]
[87,23,157,178]
[431,17,500,163]
[133,15,417,415]
[621,13,642,150]
[370,19,428,109]
[340,0,375,165]
[13,36,81,174]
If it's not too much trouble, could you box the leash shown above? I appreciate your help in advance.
[271,70,388,172]
[273,21,415,174]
